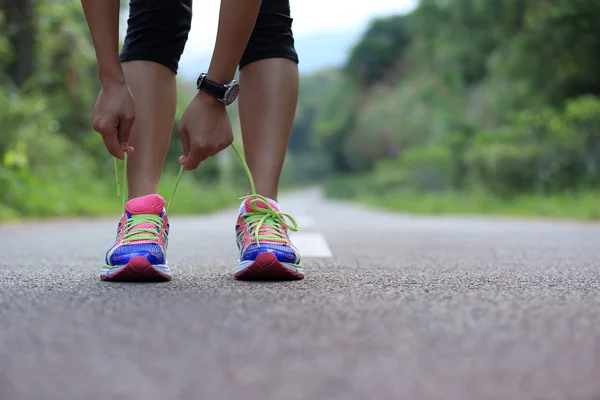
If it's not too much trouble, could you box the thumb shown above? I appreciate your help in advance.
[99,126,125,160]
[178,123,190,165]
[117,114,135,149]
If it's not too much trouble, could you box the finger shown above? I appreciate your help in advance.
[184,150,207,171]
[178,125,196,168]
[100,130,125,160]
[178,125,191,159]
[217,140,233,154]
[184,142,207,171]
[207,146,222,159]
[117,114,135,149]
[207,140,231,158]
[93,118,124,159]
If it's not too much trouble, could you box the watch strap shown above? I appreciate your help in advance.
[197,74,227,100]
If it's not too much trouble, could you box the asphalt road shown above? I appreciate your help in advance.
[1,189,600,400]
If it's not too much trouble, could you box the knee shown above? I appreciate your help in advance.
[120,0,192,74]
[239,0,299,69]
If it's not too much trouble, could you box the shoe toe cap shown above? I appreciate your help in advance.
[242,243,299,264]
[107,243,165,266]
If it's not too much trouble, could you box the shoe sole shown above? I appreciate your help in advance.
[100,256,172,282]
[235,252,304,281]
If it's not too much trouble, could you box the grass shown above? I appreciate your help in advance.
[157,174,240,215]
[352,190,600,221]
[0,171,242,222]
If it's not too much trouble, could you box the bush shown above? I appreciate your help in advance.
[362,145,456,193]
[564,95,600,185]
[465,142,540,197]
[465,96,600,196]
[0,91,118,217]
[326,95,600,208]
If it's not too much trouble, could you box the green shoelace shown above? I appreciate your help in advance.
[240,194,298,245]
[113,142,299,246]
[122,213,164,244]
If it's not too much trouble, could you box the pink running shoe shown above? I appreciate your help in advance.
[101,194,171,282]
[234,195,303,280]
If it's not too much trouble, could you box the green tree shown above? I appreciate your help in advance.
[345,15,409,87]
[0,0,35,86]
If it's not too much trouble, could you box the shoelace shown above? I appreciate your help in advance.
[114,153,183,244]
[122,213,164,244]
[229,144,298,246]
[240,194,299,245]
[113,142,298,247]
[114,154,183,212]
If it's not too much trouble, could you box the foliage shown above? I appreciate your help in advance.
[345,188,600,221]
[0,1,239,221]
[290,0,600,219]
[345,15,409,86]
[3,0,600,221]
[465,97,600,196]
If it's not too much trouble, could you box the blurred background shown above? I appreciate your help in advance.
[1,0,599,221]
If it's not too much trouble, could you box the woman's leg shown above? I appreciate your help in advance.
[233,0,303,281]
[120,0,192,199]
[237,0,299,201]
[101,0,192,282]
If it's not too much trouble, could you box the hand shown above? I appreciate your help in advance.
[91,81,135,159]
[178,92,234,170]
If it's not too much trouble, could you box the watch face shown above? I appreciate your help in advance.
[225,83,240,105]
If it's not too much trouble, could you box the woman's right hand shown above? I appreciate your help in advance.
[91,81,136,159]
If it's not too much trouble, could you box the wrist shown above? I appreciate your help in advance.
[194,90,225,107]
[206,69,234,85]
[196,72,240,106]
[98,65,125,88]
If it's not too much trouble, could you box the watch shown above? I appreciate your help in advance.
[196,73,240,106]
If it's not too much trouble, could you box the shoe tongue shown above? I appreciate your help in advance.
[126,194,165,215]
[241,197,280,214]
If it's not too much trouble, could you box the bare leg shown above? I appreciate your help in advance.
[238,58,299,201]
[123,61,177,199]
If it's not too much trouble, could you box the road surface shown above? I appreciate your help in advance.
[1,189,600,400]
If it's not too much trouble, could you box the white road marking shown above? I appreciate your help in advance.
[289,232,333,258]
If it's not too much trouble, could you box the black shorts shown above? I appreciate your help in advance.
[120,0,299,74]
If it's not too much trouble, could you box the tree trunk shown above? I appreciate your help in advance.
[1,0,35,86]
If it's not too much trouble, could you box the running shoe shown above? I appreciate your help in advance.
[234,195,303,280]
[101,194,171,282]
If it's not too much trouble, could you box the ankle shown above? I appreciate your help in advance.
[249,189,278,202]
[128,186,160,201]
